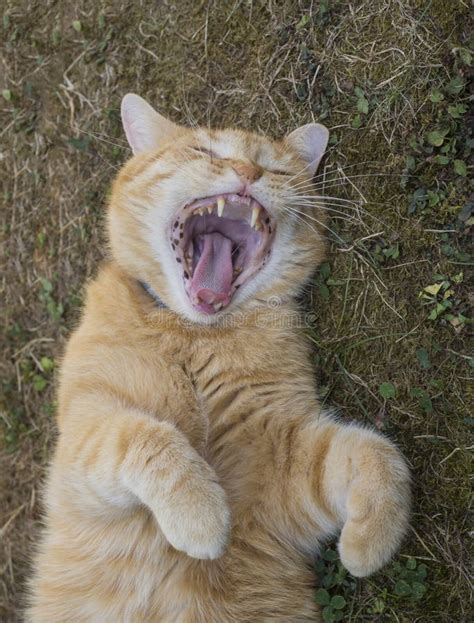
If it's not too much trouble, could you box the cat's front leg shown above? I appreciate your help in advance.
[56,394,230,560]
[298,420,411,576]
[121,415,231,560]
[267,417,410,576]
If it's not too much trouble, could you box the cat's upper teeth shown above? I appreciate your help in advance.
[191,196,263,230]
[250,205,260,228]
[217,197,225,217]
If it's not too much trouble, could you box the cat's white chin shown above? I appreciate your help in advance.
[169,193,276,315]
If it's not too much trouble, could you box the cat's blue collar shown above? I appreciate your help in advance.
[138,281,167,309]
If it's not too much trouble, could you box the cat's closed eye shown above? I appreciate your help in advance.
[268,168,291,176]
[190,146,289,177]
[191,146,217,158]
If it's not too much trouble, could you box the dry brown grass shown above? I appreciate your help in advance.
[1,1,472,621]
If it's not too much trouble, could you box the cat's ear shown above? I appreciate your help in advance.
[121,93,179,154]
[285,123,329,176]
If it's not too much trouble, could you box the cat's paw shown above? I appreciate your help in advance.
[156,474,231,560]
[337,441,411,577]
[338,518,396,577]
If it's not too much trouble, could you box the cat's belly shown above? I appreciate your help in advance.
[30,503,320,623]
[30,507,174,621]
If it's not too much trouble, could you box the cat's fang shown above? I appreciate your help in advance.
[251,205,260,228]
[217,198,225,217]
[207,205,213,214]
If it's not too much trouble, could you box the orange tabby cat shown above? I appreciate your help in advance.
[27,94,411,622]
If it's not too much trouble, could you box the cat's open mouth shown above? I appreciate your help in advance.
[170,193,275,314]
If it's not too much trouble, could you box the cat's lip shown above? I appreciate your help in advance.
[169,193,275,315]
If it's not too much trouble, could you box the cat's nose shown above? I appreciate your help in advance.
[231,161,263,183]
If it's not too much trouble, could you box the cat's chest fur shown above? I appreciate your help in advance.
[67,267,311,474]
[48,271,315,618]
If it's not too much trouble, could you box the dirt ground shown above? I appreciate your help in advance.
[0,1,472,621]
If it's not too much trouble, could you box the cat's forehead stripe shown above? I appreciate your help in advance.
[194,128,274,159]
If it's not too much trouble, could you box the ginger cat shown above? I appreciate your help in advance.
[27,94,411,622]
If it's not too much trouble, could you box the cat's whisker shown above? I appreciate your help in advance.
[77,128,130,151]
[310,173,407,191]
[295,195,363,209]
[285,171,408,196]
[291,164,405,186]
[287,199,391,232]
[284,200,359,221]
[281,154,385,188]
[285,194,362,208]
[285,202,365,218]
[281,150,323,184]
[281,205,350,247]
[311,160,382,180]
[281,206,326,240]
[93,152,123,174]
[313,172,407,189]
[284,204,357,228]
[283,195,362,208]
[308,208,357,223]
[283,192,393,232]
[178,75,201,131]
[285,180,357,196]
[284,201,389,289]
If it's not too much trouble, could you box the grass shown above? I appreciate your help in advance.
[0,1,472,621]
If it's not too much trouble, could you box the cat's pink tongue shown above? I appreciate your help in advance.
[189,233,233,309]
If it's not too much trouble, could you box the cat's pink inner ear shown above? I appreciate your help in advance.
[121,93,178,155]
[285,123,329,176]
